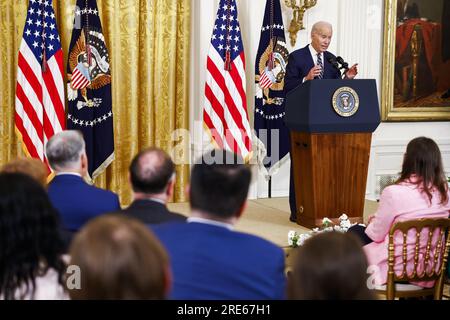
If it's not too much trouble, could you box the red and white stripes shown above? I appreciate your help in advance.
[203,47,252,160]
[15,41,65,163]
[71,64,91,90]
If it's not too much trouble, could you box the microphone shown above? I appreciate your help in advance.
[327,55,342,77]
[336,56,349,72]
[327,56,340,70]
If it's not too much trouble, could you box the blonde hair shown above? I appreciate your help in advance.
[1,157,48,186]
[69,214,170,299]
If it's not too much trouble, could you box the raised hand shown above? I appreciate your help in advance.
[345,63,358,79]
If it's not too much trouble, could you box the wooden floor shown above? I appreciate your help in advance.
[168,197,379,247]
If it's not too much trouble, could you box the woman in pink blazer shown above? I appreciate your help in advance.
[350,137,450,287]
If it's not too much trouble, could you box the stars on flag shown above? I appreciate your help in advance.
[76,7,99,16]
[23,0,63,62]
[255,108,286,120]
[209,3,243,59]
[261,24,285,32]
[68,111,114,127]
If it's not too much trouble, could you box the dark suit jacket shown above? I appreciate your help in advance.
[284,45,342,216]
[48,174,120,231]
[284,44,341,94]
[152,222,286,300]
[121,199,186,224]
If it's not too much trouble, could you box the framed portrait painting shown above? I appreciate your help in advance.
[381,0,450,121]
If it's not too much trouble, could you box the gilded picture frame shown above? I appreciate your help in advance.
[381,0,450,121]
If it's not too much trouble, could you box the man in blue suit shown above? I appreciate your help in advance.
[284,21,358,222]
[46,130,120,232]
[153,150,286,300]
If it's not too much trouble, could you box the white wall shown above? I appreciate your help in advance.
[190,0,450,200]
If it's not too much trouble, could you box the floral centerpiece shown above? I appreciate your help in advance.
[288,214,357,248]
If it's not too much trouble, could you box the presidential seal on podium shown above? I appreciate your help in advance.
[332,87,359,117]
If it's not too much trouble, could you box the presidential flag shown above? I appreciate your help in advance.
[203,0,252,160]
[254,0,290,175]
[15,0,65,167]
[67,0,114,179]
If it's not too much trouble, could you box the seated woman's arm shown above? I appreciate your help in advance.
[365,187,398,243]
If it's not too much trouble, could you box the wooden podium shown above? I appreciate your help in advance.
[285,79,380,229]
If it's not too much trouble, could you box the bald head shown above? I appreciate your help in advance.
[311,21,333,53]
[129,147,175,195]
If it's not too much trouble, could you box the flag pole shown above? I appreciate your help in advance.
[268,175,272,198]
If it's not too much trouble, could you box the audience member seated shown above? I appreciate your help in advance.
[68,214,170,299]
[287,232,374,300]
[348,137,450,287]
[121,147,186,224]
[1,157,48,187]
[153,150,286,300]
[0,173,68,300]
[46,130,120,232]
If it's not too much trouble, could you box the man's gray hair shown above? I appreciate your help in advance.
[46,130,86,171]
[311,21,333,35]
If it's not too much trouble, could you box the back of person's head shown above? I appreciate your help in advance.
[288,232,374,300]
[398,136,448,205]
[190,149,251,219]
[1,157,48,187]
[129,147,175,194]
[45,130,86,172]
[0,172,66,299]
[68,214,170,299]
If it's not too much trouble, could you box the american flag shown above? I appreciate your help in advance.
[15,0,65,165]
[15,0,65,162]
[203,0,252,160]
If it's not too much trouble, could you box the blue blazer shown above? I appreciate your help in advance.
[48,174,120,231]
[284,44,341,94]
[152,222,286,300]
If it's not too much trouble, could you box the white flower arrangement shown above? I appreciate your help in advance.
[288,214,356,248]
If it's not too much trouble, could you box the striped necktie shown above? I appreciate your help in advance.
[317,53,324,79]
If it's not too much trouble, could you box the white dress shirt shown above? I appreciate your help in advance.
[187,217,234,231]
[308,44,325,71]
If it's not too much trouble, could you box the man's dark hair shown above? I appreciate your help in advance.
[190,150,251,219]
[129,148,175,194]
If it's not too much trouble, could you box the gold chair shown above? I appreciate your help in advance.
[443,268,450,299]
[375,218,450,300]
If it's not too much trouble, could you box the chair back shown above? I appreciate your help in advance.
[386,218,450,299]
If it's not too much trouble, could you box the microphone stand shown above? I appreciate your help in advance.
[327,57,342,78]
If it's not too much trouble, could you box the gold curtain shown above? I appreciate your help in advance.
[0,0,190,205]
